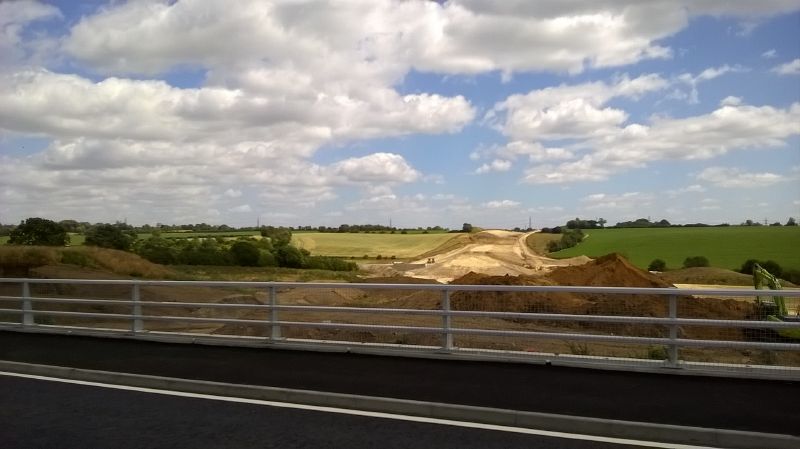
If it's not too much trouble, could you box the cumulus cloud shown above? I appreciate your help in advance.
[519,99,800,184]
[488,74,668,141]
[0,1,61,69]
[483,200,520,209]
[772,59,800,76]
[675,65,747,104]
[581,192,654,210]
[1,0,799,224]
[475,159,512,174]
[330,153,420,184]
[696,167,789,188]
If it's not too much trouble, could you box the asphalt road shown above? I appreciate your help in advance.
[0,331,798,436]
[0,375,645,449]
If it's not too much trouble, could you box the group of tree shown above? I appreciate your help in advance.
[566,218,606,229]
[302,224,449,233]
[7,218,70,246]
[3,218,356,271]
[738,259,800,285]
[546,228,584,252]
[614,218,671,228]
[742,218,797,227]
[134,227,356,271]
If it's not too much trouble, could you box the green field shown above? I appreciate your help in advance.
[552,227,800,271]
[292,232,458,258]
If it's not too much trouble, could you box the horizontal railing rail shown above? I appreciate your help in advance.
[1,278,798,380]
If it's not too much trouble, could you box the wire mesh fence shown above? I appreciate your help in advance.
[0,278,798,379]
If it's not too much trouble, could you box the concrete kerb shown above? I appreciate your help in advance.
[0,360,797,449]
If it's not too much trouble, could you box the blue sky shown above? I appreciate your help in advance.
[0,1,798,229]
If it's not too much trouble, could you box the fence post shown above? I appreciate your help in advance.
[131,283,143,333]
[667,293,679,368]
[22,281,33,326]
[269,285,282,341]
[441,289,453,351]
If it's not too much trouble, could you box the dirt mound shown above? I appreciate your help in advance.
[446,256,751,340]
[449,272,586,314]
[548,253,671,288]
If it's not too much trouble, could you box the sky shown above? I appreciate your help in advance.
[0,0,799,229]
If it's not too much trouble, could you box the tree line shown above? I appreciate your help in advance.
[3,218,356,271]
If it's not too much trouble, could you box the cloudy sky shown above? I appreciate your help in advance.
[1,0,799,229]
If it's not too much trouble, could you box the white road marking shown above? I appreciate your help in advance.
[1,370,718,449]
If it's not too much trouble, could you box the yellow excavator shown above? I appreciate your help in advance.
[752,263,800,340]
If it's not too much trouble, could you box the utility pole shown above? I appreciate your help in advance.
[528,216,532,230]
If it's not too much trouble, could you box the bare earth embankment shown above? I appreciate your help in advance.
[364,230,590,282]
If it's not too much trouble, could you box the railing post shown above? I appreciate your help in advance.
[667,293,679,368]
[269,285,282,341]
[22,281,33,326]
[441,289,453,351]
[131,283,143,333]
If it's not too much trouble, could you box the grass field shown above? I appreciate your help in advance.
[552,227,800,271]
[292,232,459,258]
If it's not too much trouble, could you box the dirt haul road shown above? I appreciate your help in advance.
[368,230,590,283]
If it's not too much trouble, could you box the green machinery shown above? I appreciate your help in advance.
[752,263,800,339]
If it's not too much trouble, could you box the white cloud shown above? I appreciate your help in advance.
[1,0,799,225]
[772,59,800,76]
[61,0,800,79]
[330,153,420,183]
[475,159,512,174]
[696,167,788,188]
[0,1,61,69]
[581,192,654,210]
[762,49,778,59]
[489,73,668,141]
[483,200,520,209]
[667,185,707,197]
[720,96,743,106]
[676,65,746,104]
[229,204,252,213]
[521,101,800,184]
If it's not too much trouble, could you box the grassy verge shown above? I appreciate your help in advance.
[525,232,561,255]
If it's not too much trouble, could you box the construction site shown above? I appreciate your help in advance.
[1,230,797,371]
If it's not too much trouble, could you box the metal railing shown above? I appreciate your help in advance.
[0,278,798,380]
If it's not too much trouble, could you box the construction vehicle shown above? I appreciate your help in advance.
[752,263,800,340]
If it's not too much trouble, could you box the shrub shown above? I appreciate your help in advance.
[135,237,179,265]
[648,259,666,272]
[682,256,709,268]
[8,218,69,246]
[782,269,800,285]
[85,224,136,251]
[230,241,260,266]
[739,259,782,277]
[275,245,307,268]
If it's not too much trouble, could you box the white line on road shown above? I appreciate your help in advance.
[0,370,718,449]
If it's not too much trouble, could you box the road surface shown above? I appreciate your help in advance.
[0,331,797,437]
[1,373,665,449]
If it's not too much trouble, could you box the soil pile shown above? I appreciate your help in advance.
[445,255,752,340]
[449,272,584,314]
[548,253,671,288]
